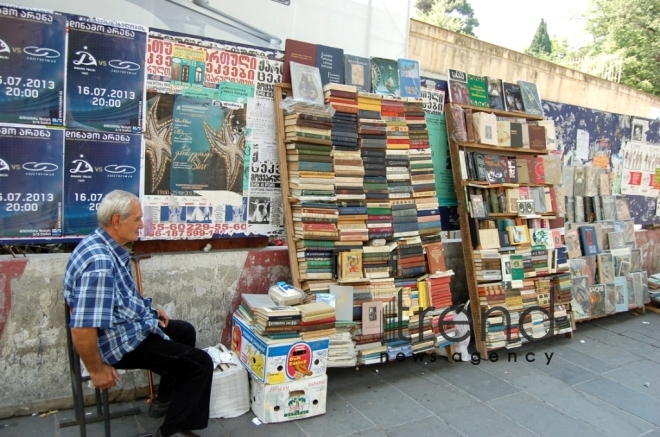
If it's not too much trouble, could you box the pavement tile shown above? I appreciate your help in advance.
[377,368,478,414]
[439,403,539,437]
[554,346,616,374]
[1,414,58,437]
[336,427,388,437]
[219,409,308,436]
[487,392,604,437]
[511,373,654,436]
[525,355,599,386]
[575,377,660,426]
[332,375,433,429]
[295,390,374,437]
[596,334,660,363]
[601,368,660,400]
[619,330,660,345]
[478,352,540,380]
[383,415,464,437]
[430,361,520,402]
[566,336,643,366]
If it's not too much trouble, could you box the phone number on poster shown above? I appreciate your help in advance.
[153,222,247,238]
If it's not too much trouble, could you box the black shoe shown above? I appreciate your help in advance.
[149,399,170,418]
[155,428,200,437]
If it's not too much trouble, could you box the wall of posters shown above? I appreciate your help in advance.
[0,5,66,126]
[63,131,141,236]
[0,126,64,238]
[543,100,660,225]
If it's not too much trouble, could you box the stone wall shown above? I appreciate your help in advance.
[0,248,291,418]
[408,19,660,118]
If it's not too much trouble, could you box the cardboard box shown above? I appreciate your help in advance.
[231,313,329,383]
[250,373,327,423]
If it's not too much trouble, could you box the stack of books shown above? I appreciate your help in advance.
[297,302,337,340]
[253,306,302,339]
[474,249,502,282]
[392,201,420,239]
[362,241,396,279]
[396,236,426,278]
[553,304,572,334]
[535,278,552,308]
[366,201,393,240]
[485,313,507,350]
[521,280,538,309]
[551,273,572,305]
[238,293,278,325]
[427,271,454,310]
[478,282,506,310]
[504,311,521,349]
[323,83,359,150]
[284,106,333,145]
[327,323,357,367]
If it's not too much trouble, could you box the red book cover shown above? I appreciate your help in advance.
[300,316,336,326]
[534,156,545,184]
[283,39,317,84]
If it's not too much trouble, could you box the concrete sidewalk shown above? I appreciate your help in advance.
[2,311,660,437]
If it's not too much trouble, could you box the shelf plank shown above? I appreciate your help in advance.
[274,83,302,289]
[453,103,545,121]
[457,142,548,155]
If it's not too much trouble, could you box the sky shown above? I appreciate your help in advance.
[447,0,592,52]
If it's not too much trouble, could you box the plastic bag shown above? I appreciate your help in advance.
[204,344,241,367]
[206,344,249,418]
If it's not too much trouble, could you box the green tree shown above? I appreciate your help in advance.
[583,0,660,95]
[414,0,480,37]
[526,19,553,57]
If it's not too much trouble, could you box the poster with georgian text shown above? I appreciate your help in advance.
[0,126,63,239]
[63,130,141,236]
[0,5,66,126]
[65,14,146,133]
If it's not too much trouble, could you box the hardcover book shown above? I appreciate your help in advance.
[316,44,344,86]
[571,276,591,320]
[497,121,511,147]
[517,80,543,116]
[485,76,505,110]
[283,39,317,84]
[344,54,371,92]
[579,225,600,256]
[589,284,606,318]
[535,120,557,152]
[604,283,617,315]
[510,122,524,148]
[470,194,487,218]
[290,62,324,105]
[397,58,421,98]
[340,251,363,280]
[467,74,489,107]
[362,301,383,335]
[449,105,468,142]
[502,82,525,113]
[447,68,470,104]
[597,253,615,284]
[565,229,582,258]
[472,112,498,146]
[371,57,399,96]
[528,125,546,150]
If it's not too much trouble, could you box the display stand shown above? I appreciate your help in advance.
[445,102,572,357]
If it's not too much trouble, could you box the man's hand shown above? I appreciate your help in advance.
[71,327,121,389]
[89,364,121,390]
[157,308,170,329]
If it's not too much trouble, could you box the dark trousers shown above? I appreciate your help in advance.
[114,320,213,435]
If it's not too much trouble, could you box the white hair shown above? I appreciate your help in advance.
[97,190,139,227]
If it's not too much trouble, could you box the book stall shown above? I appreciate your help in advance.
[3,0,660,428]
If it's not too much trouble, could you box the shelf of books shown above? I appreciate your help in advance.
[273,76,458,366]
[562,159,651,321]
[444,71,573,356]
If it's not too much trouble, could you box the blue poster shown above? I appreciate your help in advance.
[171,95,246,195]
[0,5,66,126]
[63,130,141,236]
[65,15,146,133]
[0,126,64,239]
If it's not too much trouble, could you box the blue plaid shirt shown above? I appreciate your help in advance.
[63,228,168,365]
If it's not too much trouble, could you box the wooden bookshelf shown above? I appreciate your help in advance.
[273,83,302,288]
[445,102,571,356]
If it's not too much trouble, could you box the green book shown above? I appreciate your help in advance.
[510,254,524,281]
[467,74,489,108]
